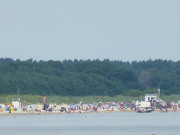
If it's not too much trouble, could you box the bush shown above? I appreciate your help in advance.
[164,90,171,96]
[106,90,115,97]
[129,89,142,97]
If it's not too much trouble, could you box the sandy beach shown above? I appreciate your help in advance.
[0,103,179,116]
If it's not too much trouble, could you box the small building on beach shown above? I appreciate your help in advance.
[12,101,21,109]
[145,94,158,102]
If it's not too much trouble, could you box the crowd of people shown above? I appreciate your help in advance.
[0,100,179,114]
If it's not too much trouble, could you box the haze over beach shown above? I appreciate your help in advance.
[0,0,180,62]
[1,1,180,135]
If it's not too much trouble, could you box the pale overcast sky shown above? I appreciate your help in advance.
[0,0,180,61]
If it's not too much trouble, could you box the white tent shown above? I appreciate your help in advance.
[12,101,21,108]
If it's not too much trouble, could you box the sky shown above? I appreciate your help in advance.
[0,0,180,62]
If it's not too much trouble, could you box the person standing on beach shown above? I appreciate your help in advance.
[165,107,168,113]
[160,107,162,113]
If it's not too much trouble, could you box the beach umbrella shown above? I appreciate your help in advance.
[70,103,76,106]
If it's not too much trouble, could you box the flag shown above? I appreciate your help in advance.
[158,88,160,95]
[43,96,46,104]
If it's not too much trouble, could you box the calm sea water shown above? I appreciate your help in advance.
[0,111,180,135]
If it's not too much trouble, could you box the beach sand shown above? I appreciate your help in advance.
[0,103,179,115]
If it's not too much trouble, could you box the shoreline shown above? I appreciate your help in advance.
[0,109,179,116]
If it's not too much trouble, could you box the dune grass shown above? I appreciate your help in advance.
[0,94,179,105]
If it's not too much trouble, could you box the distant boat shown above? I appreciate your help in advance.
[136,101,154,113]
[137,108,154,113]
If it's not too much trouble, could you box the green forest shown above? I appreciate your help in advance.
[0,58,180,97]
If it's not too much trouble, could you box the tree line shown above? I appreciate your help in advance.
[0,58,180,97]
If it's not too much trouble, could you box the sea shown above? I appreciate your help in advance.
[0,111,180,135]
